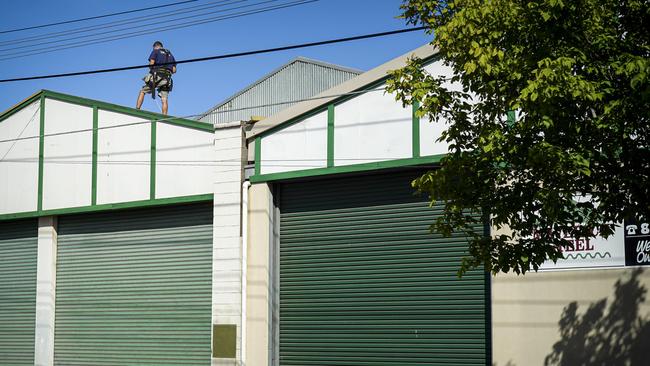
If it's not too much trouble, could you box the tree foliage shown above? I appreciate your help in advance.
[386,0,649,275]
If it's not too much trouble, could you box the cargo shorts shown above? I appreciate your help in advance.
[141,73,170,99]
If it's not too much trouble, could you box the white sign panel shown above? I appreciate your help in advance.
[540,225,626,270]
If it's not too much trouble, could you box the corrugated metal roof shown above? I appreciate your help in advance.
[197,57,362,125]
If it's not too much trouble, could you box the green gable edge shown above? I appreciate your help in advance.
[0,90,214,132]
[254,54,441,140]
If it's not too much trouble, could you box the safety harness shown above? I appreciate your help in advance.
[148,48,174,100]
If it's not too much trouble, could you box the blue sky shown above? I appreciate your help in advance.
[0,0,431,118]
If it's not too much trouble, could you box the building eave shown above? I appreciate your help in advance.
[246,43,439,140]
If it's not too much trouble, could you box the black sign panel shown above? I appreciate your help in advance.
[624,220,650,266]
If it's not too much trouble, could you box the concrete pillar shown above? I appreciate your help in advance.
[212,122,245,366]
[34,216,57,366]
[246,183,276,366]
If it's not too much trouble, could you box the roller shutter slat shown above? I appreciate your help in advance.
[280,171,487,366]
[54,203,212,366]
[0,219,37,366]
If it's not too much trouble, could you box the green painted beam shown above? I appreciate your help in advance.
[250,154,445,183]
[412,101,420,158]
[0,194,214,222]
[91,106,98,205]
[327,104,335,168]
[150,120,156,200]
[254,137,261,176]
[507,110,516,127]
[37,95,45,211]
[42,90,214,132]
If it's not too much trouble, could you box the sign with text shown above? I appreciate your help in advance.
[624,220,650,266]
[540,225,626,270]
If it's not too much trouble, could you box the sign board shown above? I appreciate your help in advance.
[540,225,626,270]
[624,220,650,267]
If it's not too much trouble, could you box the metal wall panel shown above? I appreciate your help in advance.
[279,171,488,365]
[54,202,213,366]
[198,59,360,125]
[0,219,37,366]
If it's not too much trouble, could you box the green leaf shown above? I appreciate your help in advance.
[391,0,649,276]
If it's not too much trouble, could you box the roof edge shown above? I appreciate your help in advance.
[0,90,43,123]
[292,56,364,75]
[0,89,213,132]
[247,43,439,139]
[197,57,364,120]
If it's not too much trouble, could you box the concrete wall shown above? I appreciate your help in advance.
[492,267,650,366]
[245,183,276,366]
[34,216,57,366]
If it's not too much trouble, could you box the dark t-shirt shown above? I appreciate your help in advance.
[148,48,176,71]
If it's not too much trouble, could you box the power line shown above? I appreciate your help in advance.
[0,0,199,35]
[0,0,236,47]
[0,0,260,53]
[0,26,427,83]
[0,0,316,61]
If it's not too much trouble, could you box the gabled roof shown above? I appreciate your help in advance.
[0,90,213,132]
[197,57,363,124]
[247,44,439,139]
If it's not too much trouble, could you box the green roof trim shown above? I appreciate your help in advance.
[251,154,445,183]
[0,193,214,222]
[0,91,42,124]
[0,90,214,132]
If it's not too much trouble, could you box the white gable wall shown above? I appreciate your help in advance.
[334,88,412,166]
[96,110,150,204]
[156,122,215,199]
[0,93,216,217]
[0,101,40,215]
[42,99,92,211]
[420,59,461,157]
[253,57,461,178]
[260,110,327,175]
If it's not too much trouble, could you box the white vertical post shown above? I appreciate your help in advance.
[34,216,57,366]
[212,122,245,366]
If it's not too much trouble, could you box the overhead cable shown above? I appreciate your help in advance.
[0,0,274,53]
[0,26,427,82]
[0,0,198,35]
[0,0,236,47]
[0,0,317,61]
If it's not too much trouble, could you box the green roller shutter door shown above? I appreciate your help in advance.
[0,219,37,366]
[54,202,213,366]
[280,171,489,366]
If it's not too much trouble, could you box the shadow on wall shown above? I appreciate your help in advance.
[544,268,650,366]
[493,361,517,366]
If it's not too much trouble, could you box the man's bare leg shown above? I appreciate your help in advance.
[161,97,168,115]
[136,91,146,110]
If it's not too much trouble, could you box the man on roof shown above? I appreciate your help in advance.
[136,41,176,115]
